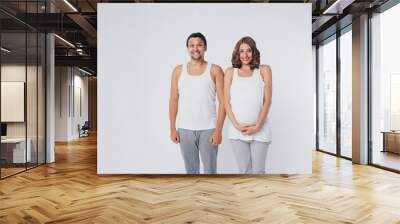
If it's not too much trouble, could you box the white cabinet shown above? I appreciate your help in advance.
[1,138,32,163]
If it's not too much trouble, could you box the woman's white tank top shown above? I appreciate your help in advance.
[177,62,216,130]
[229,68,271,142]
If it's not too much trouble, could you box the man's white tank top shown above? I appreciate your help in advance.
[229,68,272,142]
[177,62,216,130]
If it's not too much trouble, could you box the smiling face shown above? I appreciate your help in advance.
[239,43,253,66]
[187,37,207,60]
[231,36,260,70]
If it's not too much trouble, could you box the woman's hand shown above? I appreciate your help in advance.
[241,124,261,135]
[170,129,180,144]
[234,123,248,132]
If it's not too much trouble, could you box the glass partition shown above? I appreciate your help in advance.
[1,31,28,177]
[0,1,46,179]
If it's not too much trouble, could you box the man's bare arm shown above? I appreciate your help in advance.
[169,65,181,143]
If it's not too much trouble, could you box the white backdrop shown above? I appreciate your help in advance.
[98,3,313,174]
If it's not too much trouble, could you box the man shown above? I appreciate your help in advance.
[169,32,226,174]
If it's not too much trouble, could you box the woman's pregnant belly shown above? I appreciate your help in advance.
[231,97,262,125]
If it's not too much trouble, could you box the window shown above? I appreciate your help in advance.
[318,37,337,154]
[371,3,400,171]
[340,29,352,158]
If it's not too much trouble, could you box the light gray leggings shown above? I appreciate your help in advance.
[230,139,270,174]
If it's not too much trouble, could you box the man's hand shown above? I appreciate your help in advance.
[210,131,222,145]
[170,130,180,143]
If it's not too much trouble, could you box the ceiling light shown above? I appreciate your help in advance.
[78,67,93,76]
[323,0,343,14]
[1,47,11,53]
[54,34,75,48]
[63,0,78,12]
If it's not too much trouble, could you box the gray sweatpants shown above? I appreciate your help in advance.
[230,139,270,174]
[178,128,218,174]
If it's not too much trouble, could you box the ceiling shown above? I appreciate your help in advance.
[0,0,393,74]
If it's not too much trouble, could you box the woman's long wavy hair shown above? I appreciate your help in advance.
[231,36,260,70]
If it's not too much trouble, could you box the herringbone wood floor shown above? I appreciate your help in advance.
[1,134,400,224]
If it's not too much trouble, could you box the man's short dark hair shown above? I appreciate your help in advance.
[186,32,207,47]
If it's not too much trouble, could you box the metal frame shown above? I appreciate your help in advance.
[44,0,47,165]
[25,1,28,171]
[315,23,353,162]
[0,24,2,179]
[336,27,341,157]
[36,1,39,168]
[367,11,373,166]
[316,44,319,151]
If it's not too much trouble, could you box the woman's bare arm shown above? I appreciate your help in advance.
[255,65,272,129]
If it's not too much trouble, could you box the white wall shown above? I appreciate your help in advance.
[55,67,89,141]
[98,3,313,174]
[55,67,69,141]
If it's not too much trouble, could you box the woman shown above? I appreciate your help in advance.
[224,36,272,174]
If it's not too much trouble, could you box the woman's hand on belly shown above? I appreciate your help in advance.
[241,124,261,135]
[234,123,250,132]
